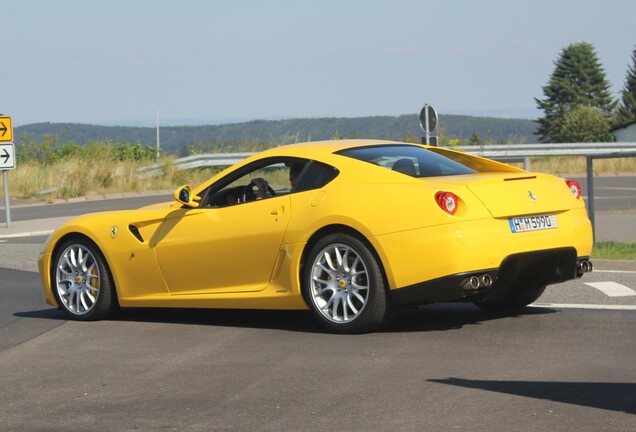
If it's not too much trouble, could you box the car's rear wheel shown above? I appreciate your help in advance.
[52,238,114,320]
[303,233,390,334]
[473,285,546,312]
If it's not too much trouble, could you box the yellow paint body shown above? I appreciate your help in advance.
[39,140,593,311]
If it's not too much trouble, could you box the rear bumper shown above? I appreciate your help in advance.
[391,247,591,306]
[370,207,593,293]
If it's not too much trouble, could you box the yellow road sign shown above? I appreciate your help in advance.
[0,116,13,142]
[0,116,12,142]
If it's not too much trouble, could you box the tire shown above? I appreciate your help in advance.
[52,238,114,320]
[473,285,546,312]
[303,233,391,334]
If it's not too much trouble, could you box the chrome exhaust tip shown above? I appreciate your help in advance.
[462,273,495,291]
[578,260,593,274]
[469,276,480,290]
[577,260,594,277]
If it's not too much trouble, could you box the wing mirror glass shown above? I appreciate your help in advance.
[173,185,200,208]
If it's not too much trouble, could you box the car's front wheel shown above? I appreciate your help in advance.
[303,233,391,334]
[52,238,114,320]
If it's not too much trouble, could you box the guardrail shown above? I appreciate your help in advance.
[137,152,256,178]
[138,142,636,242]
[138,142,636,174]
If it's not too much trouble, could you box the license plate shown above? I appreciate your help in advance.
[509,214,558,233]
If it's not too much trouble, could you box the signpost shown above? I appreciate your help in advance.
[419,104,438,146]
[0,116,14,227]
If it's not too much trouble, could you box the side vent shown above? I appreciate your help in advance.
[128,224,144,243]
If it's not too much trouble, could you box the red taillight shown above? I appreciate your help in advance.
[566,180,582,199]
[435,191,459,215]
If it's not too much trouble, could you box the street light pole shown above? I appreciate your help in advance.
[156,109,160,159]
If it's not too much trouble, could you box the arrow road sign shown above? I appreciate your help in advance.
[0,116,13,142]
[0,143,15,170]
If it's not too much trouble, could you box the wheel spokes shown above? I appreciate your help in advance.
[310,243,370,324]
[55,244,101,316]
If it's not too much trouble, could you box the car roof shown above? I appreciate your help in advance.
[257,139,424,160]
[266,139,412,158]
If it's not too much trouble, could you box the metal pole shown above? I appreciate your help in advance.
[424,105,430,145]
[586,155,595,244]
[523,156,531,171]
[156,109,160,159]
[2,170,10,228]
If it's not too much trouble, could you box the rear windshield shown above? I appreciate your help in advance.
[336,144,476,178]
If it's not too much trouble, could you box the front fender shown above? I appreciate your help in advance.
[40,208,173,303]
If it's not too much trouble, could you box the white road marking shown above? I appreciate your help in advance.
[585,281,636,297]
[0,230,53,239]
[594,270,636,275]
[531,303,636,311]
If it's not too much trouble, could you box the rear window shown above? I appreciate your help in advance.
[336,144,476,178]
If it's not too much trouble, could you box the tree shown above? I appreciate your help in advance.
[615,45,636,126]
[535,42,616,142]
[559,105,613,143]
[468,131,482,145]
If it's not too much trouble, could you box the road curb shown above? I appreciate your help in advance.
[592,259,636,272]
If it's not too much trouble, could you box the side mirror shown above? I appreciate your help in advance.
[173,185,200,208]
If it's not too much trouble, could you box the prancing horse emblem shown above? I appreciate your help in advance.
[527,191,537,203]
[110,226,119,239]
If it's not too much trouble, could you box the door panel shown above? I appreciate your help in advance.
[154,195,291,294]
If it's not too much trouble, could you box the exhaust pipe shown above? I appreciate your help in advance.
[462,273,495,291]
[578,259,593,275]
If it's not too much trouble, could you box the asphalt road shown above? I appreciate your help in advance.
[1,264,635,431]
[1,181,635,431]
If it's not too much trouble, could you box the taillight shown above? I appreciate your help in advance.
[435,191,459,215]
[566,180,582,199]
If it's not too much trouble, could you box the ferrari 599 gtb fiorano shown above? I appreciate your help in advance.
[39,140,593,333]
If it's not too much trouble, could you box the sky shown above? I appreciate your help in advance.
[3,0,636,127]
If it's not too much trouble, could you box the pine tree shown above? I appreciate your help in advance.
[468,131,481,145]
[615,45,636,126]
[535,42,616,143]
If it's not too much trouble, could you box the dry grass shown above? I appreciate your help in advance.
[4,158,223,201]
[2,153,635,202]
[515,156,636,177]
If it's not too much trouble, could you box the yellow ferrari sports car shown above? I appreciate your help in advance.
[38,139,594,333]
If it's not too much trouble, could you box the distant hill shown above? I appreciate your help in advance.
[15,114,538,155]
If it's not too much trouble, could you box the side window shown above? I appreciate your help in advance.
[293,161,339,193]
[203,157,330,208]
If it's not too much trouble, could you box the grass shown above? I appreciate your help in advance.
[513,155,636,176]
[5,158,222,201]
[592,242,636,260]
[7,153,636,201]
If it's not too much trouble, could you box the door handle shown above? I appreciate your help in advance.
[270,206,285,216]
